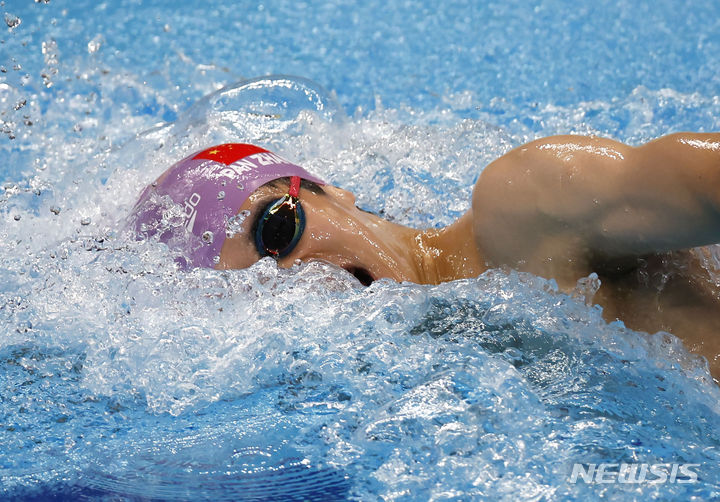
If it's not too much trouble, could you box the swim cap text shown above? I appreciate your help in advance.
[215,152,288,179]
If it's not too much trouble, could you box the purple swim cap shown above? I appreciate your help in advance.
[130,143,325,269]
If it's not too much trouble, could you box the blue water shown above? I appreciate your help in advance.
[2,0,720,500]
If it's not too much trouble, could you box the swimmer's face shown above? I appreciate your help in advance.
[217,181,419,284]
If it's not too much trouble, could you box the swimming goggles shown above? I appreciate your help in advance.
[254,176,306,258]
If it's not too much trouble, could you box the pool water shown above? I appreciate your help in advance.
[1,0,720,500]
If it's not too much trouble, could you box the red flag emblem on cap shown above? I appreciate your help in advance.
[193,143,269,165]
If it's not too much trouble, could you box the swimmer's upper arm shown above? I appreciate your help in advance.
[472,133,720,278]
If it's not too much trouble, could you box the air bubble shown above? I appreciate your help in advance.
[217,191,225,200]
[13,214,20,221]
[50,206,61,215]
[80,217,91,225]
[237,183,244,190]
[202,231,214,244]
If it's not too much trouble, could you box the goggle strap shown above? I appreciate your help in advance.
[288,176,301,198]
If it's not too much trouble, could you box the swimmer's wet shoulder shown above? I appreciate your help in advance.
[471,133,720,288]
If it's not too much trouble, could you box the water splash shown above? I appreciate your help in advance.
[2,76,720,499]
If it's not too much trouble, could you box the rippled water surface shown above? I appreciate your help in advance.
[2,0,720,500]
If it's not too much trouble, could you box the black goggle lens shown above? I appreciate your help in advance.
[255,196,305,258]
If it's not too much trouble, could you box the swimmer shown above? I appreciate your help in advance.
[130,135,720,380]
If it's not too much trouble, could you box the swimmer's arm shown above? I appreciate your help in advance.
[472,133,720,277]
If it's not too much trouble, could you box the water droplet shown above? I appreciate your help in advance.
[13,99,25,111]
[16,320,32,333]
[237,183,244,190]
[217,191,225,200]
[80,217,91,226]
[202,231,214,244]
[225,210,250,238]
[213,255,220,264]
[50,206,61,215]
[4,13,21,29]
[87,34,103,54]
[13,214,20,221]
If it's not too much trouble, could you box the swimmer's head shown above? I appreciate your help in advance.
[131,143,426,284]
[129,143,325,268]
